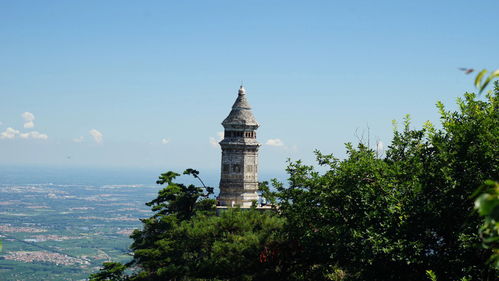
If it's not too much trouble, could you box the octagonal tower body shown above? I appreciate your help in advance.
[218,86,260,207]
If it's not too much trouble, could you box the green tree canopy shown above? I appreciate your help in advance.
[261,86,498,280]
[91,169,285,281]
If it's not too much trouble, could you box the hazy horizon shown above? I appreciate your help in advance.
[0,164,288,187]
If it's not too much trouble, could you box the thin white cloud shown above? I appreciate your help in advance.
[0,127,48,140]
[266,138,284,147]
[24,121,34,129]
[0,113,48,140]
[161,138,170,145]
[209,137,219,148]
[19,131,48,140]
[0,127,20,139]
[217,131,224,139]
[73,136,84,143]
[19,132,29,139]
[89,129,103,143]
[22,112,35,121]
[209,131,224,148]
[22,112,35,129]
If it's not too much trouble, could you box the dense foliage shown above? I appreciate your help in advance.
[474,180,499,269]
[261,86,498,281]
[90,169,285,281]
[91,85,498,281]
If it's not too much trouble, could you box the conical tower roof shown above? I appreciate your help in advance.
[222,86,259,127]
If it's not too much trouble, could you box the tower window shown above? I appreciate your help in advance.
[223,164,229,172]
[225,131,247,138]
[232,164,241,173]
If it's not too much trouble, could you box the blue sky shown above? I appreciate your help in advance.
[1,0,498,176]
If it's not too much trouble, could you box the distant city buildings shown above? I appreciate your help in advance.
[3,251,90,266]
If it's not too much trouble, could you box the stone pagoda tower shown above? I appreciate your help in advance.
[218,86,260,207]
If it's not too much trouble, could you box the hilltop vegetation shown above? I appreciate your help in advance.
[91,84,498,281]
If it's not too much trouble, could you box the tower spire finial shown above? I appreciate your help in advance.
[238,84,246,95]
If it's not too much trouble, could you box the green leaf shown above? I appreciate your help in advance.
[483,236,499,243]
[475,69,488,88]
[475,193,498,216]
[479,69,499,94]
[471,185,487,199]
[426,270,438,281]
